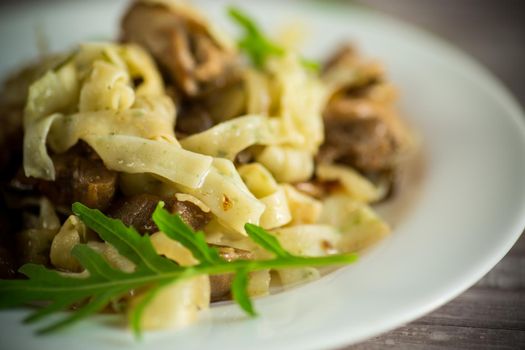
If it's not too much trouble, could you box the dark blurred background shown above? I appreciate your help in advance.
[338,0,525,105]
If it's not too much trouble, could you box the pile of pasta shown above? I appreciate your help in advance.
[22,41,390,329]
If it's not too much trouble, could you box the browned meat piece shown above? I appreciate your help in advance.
[121,1,238,97]
[171,199,211,232]
[210,246,253,301]
[107,194,161,234]
[107,194,211,234]
[122,2,245,136]
[319,116,396,173]
[209,275,233,302]
[175,80,246,136]
[319,44,406,175]
[322,44,384,91]
[176,103,214,135]
[323,45,352,73]
[37,152,118,211]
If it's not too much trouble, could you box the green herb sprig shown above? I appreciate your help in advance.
[0,202,356,337]
[228,6,320,71]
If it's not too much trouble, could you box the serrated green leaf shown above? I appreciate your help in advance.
[129,280,173,339]
[0,269,80,308]
[228,6,319,71]
[24,296,79,324]
[228,7,260,36]
[36,287,127,335]
[231,269,256,317]
[244,223,292,259]
[152,203,222,265]
[228,6,284,68]
[71,244,129,281]
[19,263,69,283]
[0,202,359,337]
[72,203,179,273]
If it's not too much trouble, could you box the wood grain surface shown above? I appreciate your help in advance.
[333,0,525,348]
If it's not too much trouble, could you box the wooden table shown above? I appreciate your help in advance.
[331,0,525,348]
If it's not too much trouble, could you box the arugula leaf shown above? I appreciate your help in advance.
[227,7,260,36]
[245,223,292,259]
[300,58,321,72]
[129,280,172,338]
[228,6,319,71]
[231,269,256,316]
[228,6,283,68]
[152,202,222,265]
[0,202,357,337]
[72,202,178,274]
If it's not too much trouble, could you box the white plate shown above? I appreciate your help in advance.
[1,1,525,349]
